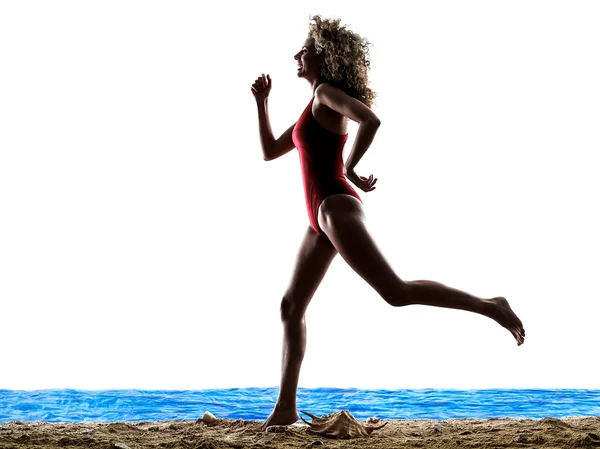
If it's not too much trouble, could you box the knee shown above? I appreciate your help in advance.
[280,296,305,323]
[383,279,411,307]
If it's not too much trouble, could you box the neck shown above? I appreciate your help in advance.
[307,78,323,96]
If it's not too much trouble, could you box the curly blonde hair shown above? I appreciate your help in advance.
[308,14,377,108]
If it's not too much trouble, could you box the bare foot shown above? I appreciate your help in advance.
[486,296,525,345]
[260,405,299,431]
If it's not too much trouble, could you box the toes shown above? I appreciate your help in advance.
[510,328,524,345]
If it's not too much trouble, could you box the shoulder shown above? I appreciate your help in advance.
[315,83,349,102]
[314,83,380,124]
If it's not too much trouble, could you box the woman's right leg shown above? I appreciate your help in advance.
[317,194,525,345]
[261,225,338,430]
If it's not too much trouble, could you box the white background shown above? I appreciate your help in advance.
[1,1,598,390]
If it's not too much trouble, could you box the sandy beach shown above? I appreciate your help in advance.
[1,415,599,448]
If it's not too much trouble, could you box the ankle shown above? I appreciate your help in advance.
[481,298,495,316]
[275,400,295,410]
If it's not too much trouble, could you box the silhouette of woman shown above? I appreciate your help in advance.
[251,15,525,430]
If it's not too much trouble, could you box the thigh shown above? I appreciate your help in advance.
[318,194,407,304]
[282,226,339,320]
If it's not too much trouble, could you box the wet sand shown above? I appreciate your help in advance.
[1,415,599,448]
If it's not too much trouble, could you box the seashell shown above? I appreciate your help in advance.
[299,410,388,439]
[256,433,277,444]
[199,411,217,424]
[265,425,288,433]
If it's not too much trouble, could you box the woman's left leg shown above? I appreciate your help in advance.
[317,194,525,345]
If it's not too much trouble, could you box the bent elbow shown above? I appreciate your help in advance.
[361,118,381,128]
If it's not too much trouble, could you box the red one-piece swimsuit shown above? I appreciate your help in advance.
[292,96,362,235]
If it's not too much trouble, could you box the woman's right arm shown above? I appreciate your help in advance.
[252,74,296,161]
[257,99,296,161]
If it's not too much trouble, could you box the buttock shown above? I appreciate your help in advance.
[316,192,363,227]
[310,185,362,235]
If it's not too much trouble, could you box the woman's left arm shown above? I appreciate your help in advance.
[343,118,380,171]
[315,83,380,191]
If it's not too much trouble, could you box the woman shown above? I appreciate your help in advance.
[251,15,525,430]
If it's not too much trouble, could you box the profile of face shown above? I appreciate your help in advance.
[294,36,321,79]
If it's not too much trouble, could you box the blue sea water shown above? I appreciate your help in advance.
[1,388,599,423]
